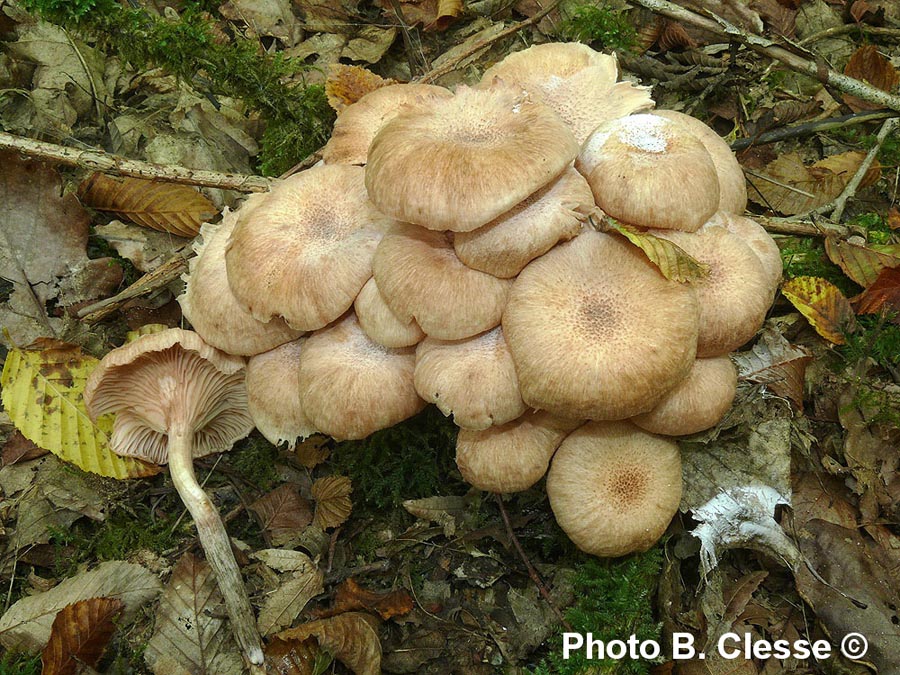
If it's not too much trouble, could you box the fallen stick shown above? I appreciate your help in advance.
[731,110,900,151]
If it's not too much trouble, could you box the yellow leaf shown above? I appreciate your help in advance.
[607,220,710,282]
[0,340,160,479]
[824,238,900,287]
[781,277,857,344]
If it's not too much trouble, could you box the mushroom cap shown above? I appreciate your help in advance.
[576,114,720,232]
[246,339,317,447]
[631,355,737,436]
[652,110,747,215]
[372,224,512,340]
[354,277,425,348]
[502,231,700,420]
[365,83,579,232]
[546,420,682,557]
[453,167,594,279]
[225,164,395,331]
[297,313,425,440]
[84,328,253,465]
[655,225,771,357]
[456,411,582,493]
[322,83,452,165]
[479,42,617,85]
[179,200,303,356]
[414,327,526,430]
[707,211,782,291]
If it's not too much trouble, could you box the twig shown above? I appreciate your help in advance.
[389,0,428,78]
[799,24,900,46]
[495,495,572,631]
[756,215,849,237]
[0,131,274,192]
[744,168,816,198]
[731,109,900,150]
[416,0,562,84]
[626,0,900,112]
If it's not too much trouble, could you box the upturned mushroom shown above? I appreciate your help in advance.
[83,328,262,666]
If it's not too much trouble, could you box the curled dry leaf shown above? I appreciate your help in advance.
[78,173,217,238]
[42,597,125,675]
[311,475,353,529]
[657,19,697,51]
[607,220,710,283]
[250,484,314,547]
[853,267,900,321]
[0,339,160,479]
[320,578,413,621]
[843,45,900,112]
[264,636,325,675]
[733,326,812,407]
[781,276,858,344]
[325,64,397,114]
[294,435,330,469]
[275,612,381,675]
[824,237,900,288]
[258,561,324,636]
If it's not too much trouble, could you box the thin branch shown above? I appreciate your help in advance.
[799,24,900,46]
[0,131,274,192]
[732,109,900,151]
[756,215,849,237]
[626,0,900,112]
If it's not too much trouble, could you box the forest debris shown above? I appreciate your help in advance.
[293,435,330,469]
[144,553,243,675]
[843,44,900,112]
[315,578,413,620]
[264,636,325,673]
[825,237,900,288]
[41,597,124,675]
[1,430,46,466]
[220,0,299,45]
[0,561,162,652]
[791,472,858,531]
[403,495,467,536]
[257,559,324,635]
[250,483,314,547]
[311,475,353,529]
[780,276,858,344]
[732,325,812,407]
[326,64,397,113]
[275,612,382,675]
[93,220,191,273]
[853,266,900,320]
[342,25,398,63]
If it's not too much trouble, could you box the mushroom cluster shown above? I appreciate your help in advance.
[172,42,780,560]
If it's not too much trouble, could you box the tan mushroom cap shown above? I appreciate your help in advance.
[84,328,252,465]
[479,42,618,85]
[707,211,782,291]
[225,164,395,331]
[373,224,513,340]
[179,201,303,356]
[546,420,682,557]
[298,313,425,440]
[453,167,594,279]
[246,339,317,447]
[502,231,699,420]
[456,411,582,493]
[576,114,720,232]
[365,83,579,232]
[631,355,737,436]
[322,83,452,165]
[655,225,771,357]
[415,327,526,430]
[354,277,425,348]
[652,110,748,215]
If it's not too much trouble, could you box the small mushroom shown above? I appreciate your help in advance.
[83,329,262,666]
[707,211,782,292]
[546,420,682,557]
[354,277,425,348]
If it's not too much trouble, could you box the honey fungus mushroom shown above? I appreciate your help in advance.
[547,420,682,557]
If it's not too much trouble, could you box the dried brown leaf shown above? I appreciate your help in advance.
[825,237,900,288]
[732,327,812,407]
[78,173,216,238]
[323,578,413,621]
[428,0,463,31]
[276,612,381,675]
[853,266,900,320]
[325,64,397,114]
[311,475,352,530]
[258,562,324,636]
[657,19,697,51]
[250,484,314,547]
[781,276,857,344]
[843,45,900,112]
[294,435,330,469]
[264,636,323,675]
[1,430,47,466]
[888,207,900,230]
[41,597,124,675]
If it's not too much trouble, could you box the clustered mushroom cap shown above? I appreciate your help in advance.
[354,277,425,348]
[246,339,317,447]
[479,42,617,86]
[502,231,699,419]
[576,113,720,232]
[453,167,593,279]
[84,328,252,464]
[546,420,682,557]
[456,411,582,494]
[179,202,303,356]
[414,327,525,430]
[225,164,395,331]
[631,355,737,436]
[364,82,579,232]
[708,211,782,291]
[322,83,453,166]
[297,313,425,440]
[372,224,512,339]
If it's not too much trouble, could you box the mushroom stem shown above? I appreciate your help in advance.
[167,431,264,666]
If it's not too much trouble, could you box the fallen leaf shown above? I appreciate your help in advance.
[93,220,192,273]
[219,0,298,44]
[853,266,900,320]
[250,484,313,547]
[311,475,352,530]
[732,325,812,407]
[41,597,124,675]
[254,549,320,574]
[887,207,900,230]
[275,612,381,675]
[824,237,900,287]
[430,0,463,30]
[79,173,217,238]
[607,220,710,282]
[144,553,243,675]
[323,578,413,620]
[843,45,900,112]
[258,562,324,636]
[657,19,697,51]
[325,64,397,114]
[293,435,330,469]
[1,430,47,466]
[1,339,160,479]
[341,25,399,63]
[780,276,857,344]
[264,636,327,674]
[403,495,467,537]
[0,561,162,652]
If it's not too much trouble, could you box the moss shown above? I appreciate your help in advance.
[226,434,281,491]
[535,549,664,674]
[559,3,636,53]
[0,652,41,675]
[847,212,896,246]
[779,236,861,296]
[840,314,900,371]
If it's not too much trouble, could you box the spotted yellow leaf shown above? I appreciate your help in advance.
[0,339,159,478]
[606,219,709,282]
[781,277,857,344]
